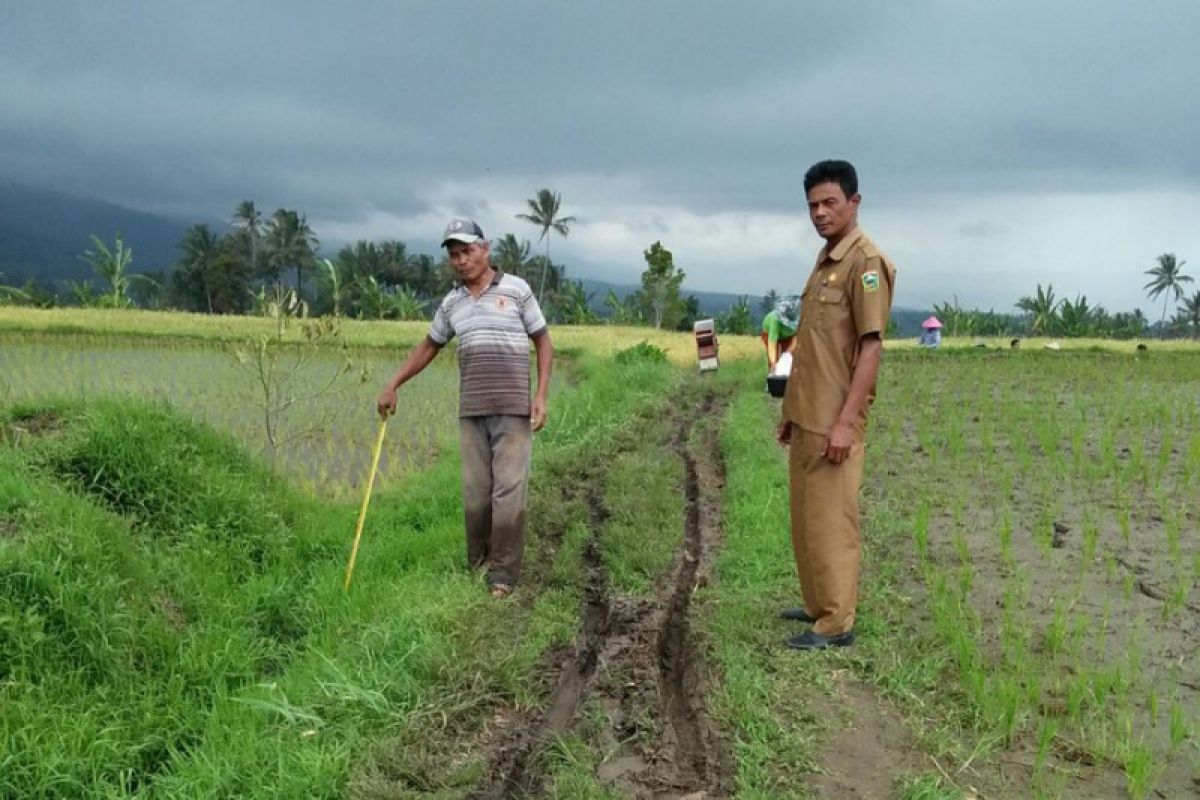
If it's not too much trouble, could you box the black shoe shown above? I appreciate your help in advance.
[785,629,855,650]
[779,607,817,623]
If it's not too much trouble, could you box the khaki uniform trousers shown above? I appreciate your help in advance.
[788,427,864,636]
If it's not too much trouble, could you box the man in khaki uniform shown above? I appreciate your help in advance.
[777,160,896,650]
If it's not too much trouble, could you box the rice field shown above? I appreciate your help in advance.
[0,333,459,496]
[867,349,1200,796]
[2,306,1198,798]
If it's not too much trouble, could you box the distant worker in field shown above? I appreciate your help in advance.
[761,294,800,374]
[777,159,896,650]
[377,218,553,599]
[918,315,942,348]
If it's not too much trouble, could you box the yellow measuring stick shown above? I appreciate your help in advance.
[344,418,388,591]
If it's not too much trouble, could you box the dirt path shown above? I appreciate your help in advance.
[473,389,734,799]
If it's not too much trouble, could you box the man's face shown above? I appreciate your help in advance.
[446,240,491,283]
[806,181,860,242]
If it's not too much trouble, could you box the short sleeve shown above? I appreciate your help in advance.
[520,285,548,337]
[764,314,780,344]
[851,256,896,337]
[428,299,454,345]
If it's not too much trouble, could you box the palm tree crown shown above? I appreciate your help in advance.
[1143,253,1192,336]
[1015,283,1061,335]
[516,189,576,298]
[265,209,319,291]
[232,201,265,276]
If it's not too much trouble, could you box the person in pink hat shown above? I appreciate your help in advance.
[919,316,942,348]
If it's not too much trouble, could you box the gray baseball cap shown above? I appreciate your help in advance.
[441,218,485,247]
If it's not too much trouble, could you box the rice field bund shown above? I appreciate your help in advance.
[1,308,1197,799]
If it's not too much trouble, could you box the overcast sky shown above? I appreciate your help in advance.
[3,1,1199,310]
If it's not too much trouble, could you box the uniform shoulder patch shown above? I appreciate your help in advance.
[861,271,880,292]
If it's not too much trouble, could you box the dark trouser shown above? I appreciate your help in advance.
[788,427,865,636]
[459,414,532,586]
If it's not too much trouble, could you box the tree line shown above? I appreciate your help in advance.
[929,255,1197,339]
[3,195,1195,339]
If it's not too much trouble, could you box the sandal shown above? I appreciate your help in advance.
[489,583,513,599]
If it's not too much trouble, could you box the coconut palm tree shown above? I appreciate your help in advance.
[79,233,144,308]
[516,189,576,297]
[1143,253,1192,337]
[1177,290,1200,338]
[232,200,265,277]
[493,233,533,280]
[265,209,319,293]
[177,224,222,313]
[1058,295,1097,337]
[1015,284,1062,335]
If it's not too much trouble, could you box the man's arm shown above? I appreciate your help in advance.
[823,333,882,463]
[531,330,553,431]
[767,335,780,372]
[376,337,442,419]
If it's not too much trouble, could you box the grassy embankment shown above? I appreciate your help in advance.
[0,328,705,797]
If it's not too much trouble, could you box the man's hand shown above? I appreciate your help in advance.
[531,396,547,432]
[823,419,854,464]
[776,420,793,446]
[376,386,397,420]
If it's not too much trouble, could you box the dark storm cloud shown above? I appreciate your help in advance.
[2,1,1199,307]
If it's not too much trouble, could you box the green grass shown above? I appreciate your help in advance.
[0,348,689,798]
[5,309,1200,797]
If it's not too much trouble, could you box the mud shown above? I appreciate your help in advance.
[1,409,66,445]
[472,388,735,799]
[805,675,926,800]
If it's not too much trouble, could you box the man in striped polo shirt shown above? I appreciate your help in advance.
[377,218,553,598]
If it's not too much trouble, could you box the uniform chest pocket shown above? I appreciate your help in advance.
[815,285,849,327]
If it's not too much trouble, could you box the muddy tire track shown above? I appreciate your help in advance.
[472,481,616,799]
[472,387,734,799]
[651,397,733,795]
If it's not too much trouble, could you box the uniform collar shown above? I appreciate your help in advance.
[817,225,864,265]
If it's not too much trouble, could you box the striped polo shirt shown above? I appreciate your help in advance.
[428,270,548,418]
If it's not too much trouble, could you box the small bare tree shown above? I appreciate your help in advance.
[231,287,370,462]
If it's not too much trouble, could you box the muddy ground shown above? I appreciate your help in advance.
[472,391,735,799]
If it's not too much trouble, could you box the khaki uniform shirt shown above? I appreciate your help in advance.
[782,227,896,438]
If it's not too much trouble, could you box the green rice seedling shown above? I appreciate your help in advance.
[896,773,962,800]
[1163,511,1181,561]
[957,564,974,597]
[1123,741,1156,800]
[990,674,1026,745]
[1034,717,1059,775]
[997,511,1013,565]
[913,500,930,562]
[1043,600,1067,657]
[1065,672,1090,719]
[1081,513,1099,563]
[1168,702,1189,749]
[1167,575,1191,619]
[952,528,971,568]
